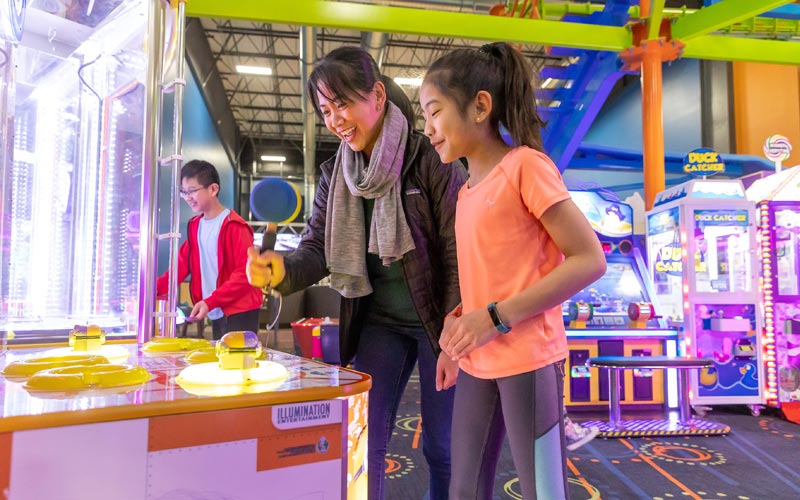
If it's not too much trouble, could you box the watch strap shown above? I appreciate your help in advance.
[487,301,511,334]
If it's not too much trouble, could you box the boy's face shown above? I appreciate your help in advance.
[180,177,217,214]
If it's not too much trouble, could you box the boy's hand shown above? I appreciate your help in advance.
[190,300,210,320]
[246,247,286,289]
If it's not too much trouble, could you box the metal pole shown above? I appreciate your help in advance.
[300,27,317,221]
[609,369,622,429]
[678,369,691,424]
[137,0,166,343]
[163,0,188,338]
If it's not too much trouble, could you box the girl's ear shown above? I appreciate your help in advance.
[474,90,493,124]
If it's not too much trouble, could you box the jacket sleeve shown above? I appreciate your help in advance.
[426,151,467,314]
[276,160,333,296]
[155,239,191,297]
[204,222,259,311]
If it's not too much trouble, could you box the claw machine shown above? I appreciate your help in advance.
[746,166,800,405]
[0,4,370,499]
[646,179,764,407]
[0,0,148,343]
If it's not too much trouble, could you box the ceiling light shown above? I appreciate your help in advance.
[261,155,286,162]
[237,65,272,76]
[394,77,423,87]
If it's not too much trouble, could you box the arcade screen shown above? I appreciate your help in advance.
[563,258,648,327]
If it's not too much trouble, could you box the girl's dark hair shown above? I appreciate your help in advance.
[307,46,415,127]
[181,159,220,193]
[423,42,544,151]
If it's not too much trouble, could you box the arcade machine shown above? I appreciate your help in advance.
[564,191,679,411]
[0,3,370,499]
[746,166,800,408]
[646,179,764,411]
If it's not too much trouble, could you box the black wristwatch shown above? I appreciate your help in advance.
[487,302,512,334]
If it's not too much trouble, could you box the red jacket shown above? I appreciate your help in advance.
[157,210,262,316]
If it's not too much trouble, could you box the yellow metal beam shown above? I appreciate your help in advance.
[672,0,793,41]
[683,34,800,65]
[186,0,631,51]
[647,0,666,41]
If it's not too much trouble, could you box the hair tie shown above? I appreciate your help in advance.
[479,43,494,54]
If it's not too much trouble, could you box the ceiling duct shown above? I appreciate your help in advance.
[361,31,389,69]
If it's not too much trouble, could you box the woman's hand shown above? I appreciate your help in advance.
[436,351,459,391]
[439,307,498,361]
[246,247,286,288]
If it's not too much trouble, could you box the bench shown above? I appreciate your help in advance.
[586,356,723,435]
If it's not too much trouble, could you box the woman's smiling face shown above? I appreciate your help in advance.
[316,81,386,158]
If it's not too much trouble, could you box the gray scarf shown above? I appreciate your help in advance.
[325,101,416,298]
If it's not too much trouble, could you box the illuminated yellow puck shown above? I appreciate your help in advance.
[185,347,219,364]
[142,337,211,353]
[2,354,110,379]
[24,364,152,391]
[175,360,289,397]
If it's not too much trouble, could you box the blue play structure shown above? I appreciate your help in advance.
[539,0,798,176]
[538,0,636,172]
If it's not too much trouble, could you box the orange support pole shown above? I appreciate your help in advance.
[641,41,666,210]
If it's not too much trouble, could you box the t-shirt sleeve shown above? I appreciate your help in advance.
[514,148,571,219]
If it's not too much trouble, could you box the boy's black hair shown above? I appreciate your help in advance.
[423,42,545,152]
[181,160,220,196]
[307,46,415,127]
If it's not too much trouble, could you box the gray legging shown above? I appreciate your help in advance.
[449,361,569,500]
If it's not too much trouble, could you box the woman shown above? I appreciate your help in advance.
[247,46,467,500]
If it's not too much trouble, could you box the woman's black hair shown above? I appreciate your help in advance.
[181,159,220,194]
[423,42,545,151]
[307,46,415,127]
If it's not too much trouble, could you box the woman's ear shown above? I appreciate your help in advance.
[474,90,493,124]
[374,81,387,110]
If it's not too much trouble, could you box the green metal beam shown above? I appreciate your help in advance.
[186,0,631,52]
[647,0,666,41]
[683,34,800,65]
[672,0,793,41]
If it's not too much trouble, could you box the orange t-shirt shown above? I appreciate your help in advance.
[456,146,571,379]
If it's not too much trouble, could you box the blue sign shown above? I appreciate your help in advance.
[683,148,725,177]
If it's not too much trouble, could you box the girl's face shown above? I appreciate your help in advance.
[420,82,474,164]
[317,82,385,157]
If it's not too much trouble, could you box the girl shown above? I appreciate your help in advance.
[420,42,606,499]
[248,47,467,500]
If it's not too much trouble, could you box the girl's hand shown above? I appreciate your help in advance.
[436,352,459,391]
[439,308,498,361]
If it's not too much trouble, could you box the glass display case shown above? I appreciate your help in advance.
[647,179,763,406]
[746,167,800,404]
[0,0,148,341]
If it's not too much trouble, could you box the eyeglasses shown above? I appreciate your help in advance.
[179,186,208,198]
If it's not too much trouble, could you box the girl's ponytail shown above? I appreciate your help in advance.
[489,43,545,152]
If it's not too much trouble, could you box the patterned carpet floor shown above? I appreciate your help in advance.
[383,374,800,500]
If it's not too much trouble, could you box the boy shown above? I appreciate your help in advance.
[156,160,262,339]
